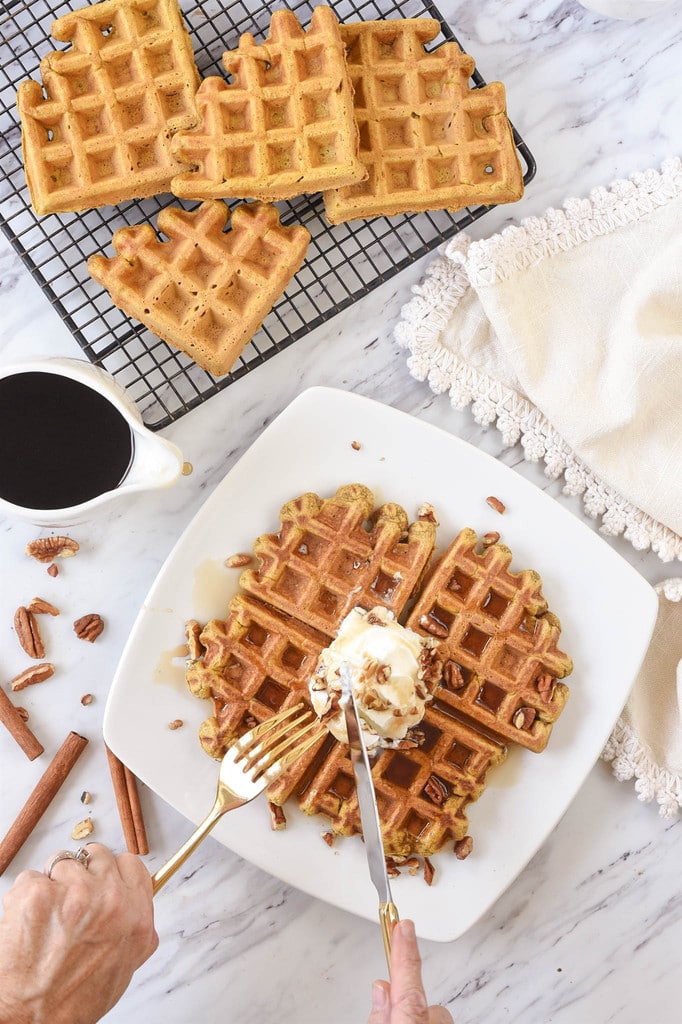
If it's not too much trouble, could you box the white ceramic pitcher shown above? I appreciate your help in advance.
[0,357,183,526]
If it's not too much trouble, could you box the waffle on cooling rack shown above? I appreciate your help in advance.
[17,0,200,216]
[323,18,524,224]
[170,6,366,202]
[186,485,572,860]
[406,528,573,754]
[87,200,310,375]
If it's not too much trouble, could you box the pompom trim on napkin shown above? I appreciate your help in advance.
[601,579,682,819]
[395,161,682,563]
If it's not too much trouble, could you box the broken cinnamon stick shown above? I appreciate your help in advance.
[105,745,148,855]
[0,731,88,875]
[0,686,44,761]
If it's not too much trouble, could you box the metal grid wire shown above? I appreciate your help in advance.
[0,0,535,430]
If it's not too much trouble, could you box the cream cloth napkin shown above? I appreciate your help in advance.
[395,158,682,814]
[396,157,682,561]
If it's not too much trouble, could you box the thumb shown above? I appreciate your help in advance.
[367,981,391,1024]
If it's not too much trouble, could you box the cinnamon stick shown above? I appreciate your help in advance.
[105,745,148,855]
[0,686,44,761]
[0,731,88,875]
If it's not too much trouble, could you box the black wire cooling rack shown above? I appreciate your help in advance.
[0,0,535,430]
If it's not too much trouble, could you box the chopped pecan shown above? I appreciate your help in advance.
[486,496,506,515]
[424,775,448,805]
[442,659,466,690]
[185,619,204,661]
[417,502,439,525]
[26,536,79,563]
[80,693,94,706]
[386,863,401,878]
[351,440,361,451]
[15,706,29,722]
[405,856,421,876]
[10,663,54,691]
[321,831,335,848]
[80,791,92,805]
[27,597,60,616]
[512,706,536,731]
[73,614,104,643]
[168,719,184,730]
[423,857,435,886]
[536,673,557,702]
[366,612,386,626]
[268,802,287,831]
[71,817,94,840]
[14,606,45,660]
[454,836,474,860]
[376,663,391,684]
[47,564,59,577]
[418,614,449,639]
[224,552,253,568]
[481,531,500,548]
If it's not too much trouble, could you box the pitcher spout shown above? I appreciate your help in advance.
[122,426,183,492]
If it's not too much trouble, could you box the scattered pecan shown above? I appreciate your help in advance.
[168,719,184,730]
[26,536,79,563]
[417,502,439,525]
[405,856,421,876]
[536,673,557,702]
[512,706,536,731]
[366,612,386,626]
[73,614,104,643]
[424,775,448,805]
[71,817,94,841]
[14,606,45,660]
[386,863,401,879]
[80,693,94,706]
[481,531,500,548]
[268,802,287,831]
[28,597,60,616]
[351,440,361,451]
[185,619,204,661]
[454,836,474,860]
[224,552,253,569]
[418,614,449,639]
[376,663,391,684]
[10,662,54,691]
[321,831,334,847]
[80,791,92,805]
[442,660,466,690]
[423,857,435,886]
[47,564,59,577]
[15,706,29,722]
[486,496,506,515]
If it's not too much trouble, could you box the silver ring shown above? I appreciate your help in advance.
[45,847,91,879]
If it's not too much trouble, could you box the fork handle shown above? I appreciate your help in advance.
[151,797,243,895]
[379,901,400,976]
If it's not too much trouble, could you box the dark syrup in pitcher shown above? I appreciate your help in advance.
[0,372,134,510]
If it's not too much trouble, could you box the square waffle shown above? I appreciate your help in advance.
[17,0,200,216]
[185,487,572,861]
[87,200,310,376]
[405,528,573,753]
[170,6,366,202]
[323,18,524,224]
[238,483,437,637]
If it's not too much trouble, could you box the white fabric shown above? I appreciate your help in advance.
[395,158,682,814]
[395,158,682,561]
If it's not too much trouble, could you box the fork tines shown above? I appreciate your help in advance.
[235,703,323,782]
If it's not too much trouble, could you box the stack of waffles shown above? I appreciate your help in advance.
[186,484,572,862]
[17,1,525,376]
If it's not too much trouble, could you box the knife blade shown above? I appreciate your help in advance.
[339,661,399,973]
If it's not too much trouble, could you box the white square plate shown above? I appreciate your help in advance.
[104,387,658,942]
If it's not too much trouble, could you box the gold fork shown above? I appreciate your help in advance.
[151,703,324,894]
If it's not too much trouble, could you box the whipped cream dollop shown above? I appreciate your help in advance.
[309,606,441,750]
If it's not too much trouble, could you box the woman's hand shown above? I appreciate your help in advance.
[368,919,454,1024]
[0,843,158,1024]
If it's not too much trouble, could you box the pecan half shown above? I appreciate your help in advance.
[512,706,536,731]
[268,802,287,831]
[10,662,55,691]
[442,659,466,690]
[454,836,474,860]
[486,496,506,515]
[14,606,45,659]
[28,597,60,616]
[224,553,253,569]
[25,536,79,563]
[424,775,448,805]
[73,614,104,643]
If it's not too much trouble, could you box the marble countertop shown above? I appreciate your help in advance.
[1,1,681,1021]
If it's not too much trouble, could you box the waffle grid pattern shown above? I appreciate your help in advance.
[17,0,200,215]
[0,0,535,429]
[406,528,573,753]
[87,200,310,375]
[171,7,365,201]
[325,18,523,223]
